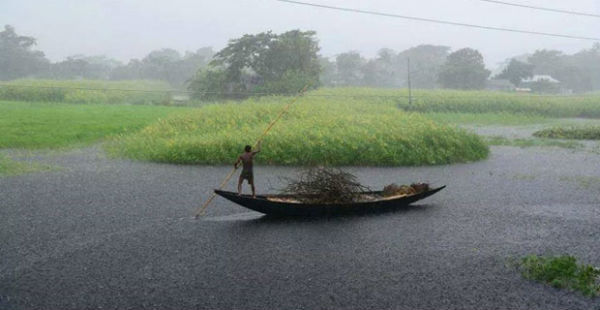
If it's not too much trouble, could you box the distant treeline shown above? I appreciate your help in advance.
[321,44,600,93]
[2,25,600,94]
[0,25,213,87]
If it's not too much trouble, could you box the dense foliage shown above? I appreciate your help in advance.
[322,45,450,89]
[3,25,600,93]
[110,48,214,87]
[495,59,534,87]
[438,48,491,90]
[0,25,49,80]
[106,93,489,166]
[189,30,320,99]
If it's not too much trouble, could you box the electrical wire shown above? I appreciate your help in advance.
[476,0,600,18]
[274,0,600,41]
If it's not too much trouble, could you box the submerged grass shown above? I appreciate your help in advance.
[0,101,191,149]
[484,136,584,149]
[106,96,489,166]
[0,154,52,176]
[422,112,548,126]
[518,255,600,297]
[534,126,600,140]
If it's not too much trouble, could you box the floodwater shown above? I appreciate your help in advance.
[1,132,600,308]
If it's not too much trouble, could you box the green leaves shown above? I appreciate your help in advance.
[519,255,600,297]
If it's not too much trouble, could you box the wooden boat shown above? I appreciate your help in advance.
[214,186,446,216]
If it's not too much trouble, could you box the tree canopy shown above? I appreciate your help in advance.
[495,58,534,87]
[189,30,320,98]
[0,25,49,80]
[438,48,490,90]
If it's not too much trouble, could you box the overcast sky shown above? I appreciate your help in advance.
[2,0,599,70]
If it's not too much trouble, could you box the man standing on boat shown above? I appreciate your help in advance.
[234,141,261,197]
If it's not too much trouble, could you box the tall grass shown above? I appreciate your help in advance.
[0,79,173,105]
[0,101,191,149]
[106,96,489,166]
[313,88,600,118]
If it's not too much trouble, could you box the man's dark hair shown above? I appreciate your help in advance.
[244,145,252,152]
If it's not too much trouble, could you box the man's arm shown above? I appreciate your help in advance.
[252,141,262,155]
[234,156,241,168]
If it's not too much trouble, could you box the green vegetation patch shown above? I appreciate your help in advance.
[518,255,600,297]
[422,112,548,126]
[313,87,600,118]
[106,96,489,166]
[0,101,191,149]
[0,79,173,105]
[0,154,52,176]
[534,126,600,140]
[485,136,583,149]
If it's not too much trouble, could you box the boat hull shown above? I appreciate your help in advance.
[214,186,446,216]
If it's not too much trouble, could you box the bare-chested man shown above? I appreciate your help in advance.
[234,141,261,197]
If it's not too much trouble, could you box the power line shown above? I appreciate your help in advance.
[476,0,600,18]
[274,0,600,41]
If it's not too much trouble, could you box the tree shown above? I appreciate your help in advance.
[528,49,564,76]
[438,48,490,89]
[318,56,336,86]
[361,48,396,87]
[190,30,320,98]
[495,58,534,87]
[398,45,450,88]
[49,55,121,79]
[0,25,49,80]
[335,51,364,86]
[569,43,600,91]
[110,47,213,87]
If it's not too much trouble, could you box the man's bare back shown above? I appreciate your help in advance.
[234,142,261,197]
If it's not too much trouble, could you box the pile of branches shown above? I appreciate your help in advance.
[282,167,370,204]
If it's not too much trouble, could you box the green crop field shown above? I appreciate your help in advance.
[0,101,191,149]
[105,95,489,166]
[0,79,174,105]
[313,87,600,118]
[7,85,600,167]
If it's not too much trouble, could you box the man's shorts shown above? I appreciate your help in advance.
[240,170,253,182]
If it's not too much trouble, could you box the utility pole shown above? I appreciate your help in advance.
[407,57,412,105]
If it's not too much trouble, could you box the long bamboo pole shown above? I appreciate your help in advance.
[194,84,311,218]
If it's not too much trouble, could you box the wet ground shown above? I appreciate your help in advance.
[2,127,600,309]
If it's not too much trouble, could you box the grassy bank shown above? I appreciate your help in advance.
[0,79,173,105]
[0,101,191,149]
[106,96,489,166]
[313,88,600,118]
